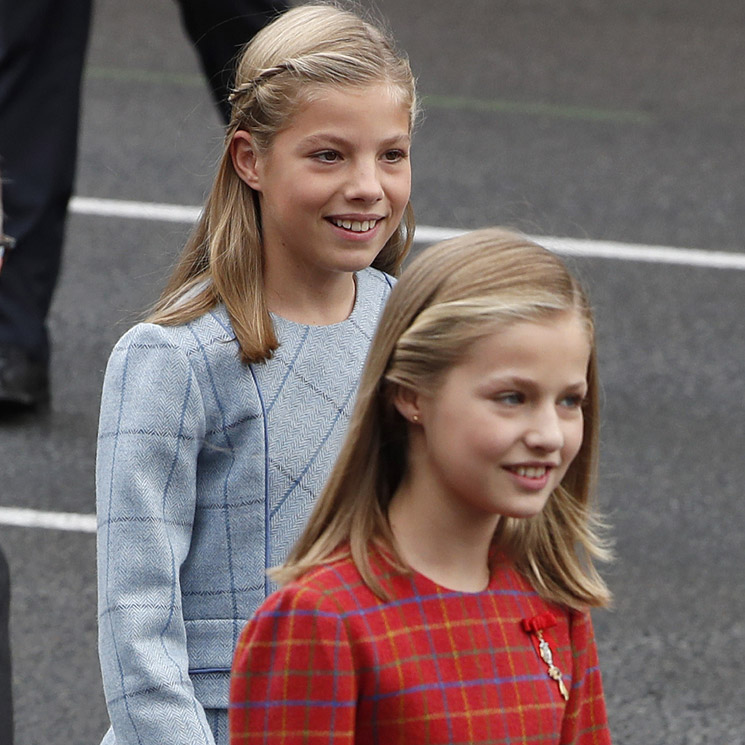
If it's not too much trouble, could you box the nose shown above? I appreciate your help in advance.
[523,404,565,453]
[345,158,384,203]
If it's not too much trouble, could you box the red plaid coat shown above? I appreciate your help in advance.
[230,552,611,744]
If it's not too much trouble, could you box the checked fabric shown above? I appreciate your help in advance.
[230,551,611,744]
[96,268,394,745]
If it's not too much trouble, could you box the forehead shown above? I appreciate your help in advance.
[292,81,413,127]
[456,313,592,383]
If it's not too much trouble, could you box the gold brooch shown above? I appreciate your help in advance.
[521,613,569,701]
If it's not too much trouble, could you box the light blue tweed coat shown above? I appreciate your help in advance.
[96,268,394,745]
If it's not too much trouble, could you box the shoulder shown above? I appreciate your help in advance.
[100,307,247,417]
[231,561,367,722]
[234,560,361,666]
[337,267,395,341]
[267,553,420,626]
[355,267,396,308]
[357,266,395,292]
[110,306,236,360]
[260,558,372,620]
[566,606,598,650]
[104,308,245,393]
[102,323,189,395]
[244,557,392,641]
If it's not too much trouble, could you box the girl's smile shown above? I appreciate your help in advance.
[503,462,557,491]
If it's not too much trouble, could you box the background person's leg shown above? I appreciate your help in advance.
[175,0,290,123]
[0,0,93,406]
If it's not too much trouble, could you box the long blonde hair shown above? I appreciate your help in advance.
[276,228,612,609]
[147,3,417,362]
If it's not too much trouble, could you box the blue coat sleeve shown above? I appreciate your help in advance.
[96,322,216,745]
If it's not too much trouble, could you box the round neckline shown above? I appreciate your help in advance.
[406,564,496,596]
[371,544,504,597]
[270,272,363,330]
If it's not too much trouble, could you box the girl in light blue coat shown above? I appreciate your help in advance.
[96,5,418,744]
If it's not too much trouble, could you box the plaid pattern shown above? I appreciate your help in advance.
[230,553,611,744]
[96,268,393,745]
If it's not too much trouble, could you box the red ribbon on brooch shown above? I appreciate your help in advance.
[521,612,557,634]
[521,613,569,701]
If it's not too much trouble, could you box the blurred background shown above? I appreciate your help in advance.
[1,0,743,742]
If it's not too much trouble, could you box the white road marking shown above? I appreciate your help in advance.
[72,196,202,223]
[0,506,96,533]
[70,196,745,271]
[539,235,745,271]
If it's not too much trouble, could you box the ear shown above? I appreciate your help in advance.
[230,130,262,190]
[392,385,422,425]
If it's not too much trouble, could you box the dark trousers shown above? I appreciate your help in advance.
[0,0,288,364]
[0,546,12,745]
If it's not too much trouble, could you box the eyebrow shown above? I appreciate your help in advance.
[298,133,411,149]
[485,376,588,392]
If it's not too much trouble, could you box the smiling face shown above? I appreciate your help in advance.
[396,312,591,530]
[233,82,411,293]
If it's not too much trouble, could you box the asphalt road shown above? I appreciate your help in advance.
[1,1,744,743]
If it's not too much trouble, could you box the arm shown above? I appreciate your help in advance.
[230,584,358,744]
[560,610,612,745]
[96,323,214,744]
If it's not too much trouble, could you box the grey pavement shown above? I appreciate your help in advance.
[0,1,743,743]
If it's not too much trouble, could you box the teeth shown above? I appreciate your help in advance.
[332,218,377,232]
[513,466,548,478]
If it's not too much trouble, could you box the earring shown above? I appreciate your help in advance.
[412,414,420,423]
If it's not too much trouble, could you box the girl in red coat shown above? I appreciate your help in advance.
[230,228,614,745]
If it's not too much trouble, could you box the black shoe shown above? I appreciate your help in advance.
[0,344,49,408]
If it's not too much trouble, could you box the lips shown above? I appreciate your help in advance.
[329,217,380,233]
[507,465,551,479]
[503,464,557,491]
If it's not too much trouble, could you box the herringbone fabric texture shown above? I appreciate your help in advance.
[230,552,611,745]
[96,268,394,745]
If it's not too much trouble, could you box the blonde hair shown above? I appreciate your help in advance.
[147,3,417,362]
[276,228,612,609]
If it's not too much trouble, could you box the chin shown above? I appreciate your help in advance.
[336,253,383,274]
[500,499,551,520]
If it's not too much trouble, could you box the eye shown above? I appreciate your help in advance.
[495,391,524,406]
[559,393,587,409]
[382,149,407,163]
[314,150,341,163]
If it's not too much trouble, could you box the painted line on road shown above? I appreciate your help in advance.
[71,196,745,271]
[85,67,651,124]
[420,93,652,124]
[72,197,202,224]
[538,235,745,271]
[0,506,96,534]
[86,65,205,88]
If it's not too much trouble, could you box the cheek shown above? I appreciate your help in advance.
[290,175,328,206]
[563,420,585,462]
[455,415,513,463]
[388,170,411,209]
[399,172,412,205]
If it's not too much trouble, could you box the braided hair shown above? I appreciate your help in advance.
[147,3,417,363]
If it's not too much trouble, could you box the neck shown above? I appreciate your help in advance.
[264,264,357,325]
[387,479,498,593]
